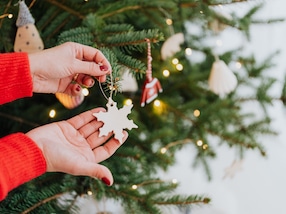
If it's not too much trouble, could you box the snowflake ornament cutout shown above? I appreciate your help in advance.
[93,98,138,144]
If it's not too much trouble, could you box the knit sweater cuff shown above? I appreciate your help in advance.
[0,133,47,200]
[0,53,33,104]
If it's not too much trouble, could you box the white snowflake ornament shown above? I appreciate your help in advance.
[93,98,138,144]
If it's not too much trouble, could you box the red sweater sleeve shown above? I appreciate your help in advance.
[0,52,33,104]
[0,133,46,200]
[0,53,46,200]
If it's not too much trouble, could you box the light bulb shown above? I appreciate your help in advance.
[163,69,170,77]
[132,185,138,190]
[196,140,203,146]
[172,58,179,65]
[193,109,200,117]
[160,147,167,154]
[49,109,56,118]
[124,98,133,106]
[185,48,192,56]
[82,88,89,96]
[166,18,173,25]
[176,64,183,71]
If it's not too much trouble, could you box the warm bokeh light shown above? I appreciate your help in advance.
[49,109,56,118]
[82,88,89,96]
[163,69,170,77]
[172,58,179,65]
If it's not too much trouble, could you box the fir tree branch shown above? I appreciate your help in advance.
[21,192,65,214]
[44,0,85,19]
[100,5,142,19]
[0,112,39,127]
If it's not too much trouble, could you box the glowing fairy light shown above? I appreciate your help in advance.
[185,48,192,56]
[82,88,89,96]
[124,98,133,106]
[87,190,93,195]
[154,99,161,107]
[49,109,56,118]
[166,18,173,25]
[172,58,179,65]
[196,140,203,147]
[172,179,178,184]
[160,147,167,154]
[176,63,183,71]
[163,69,170,77]
[132,185,138,190]
[193,109,200,117]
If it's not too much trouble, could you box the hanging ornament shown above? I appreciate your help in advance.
[140,38,163,107]
[55,92,84,109]
[93,98,138,144]
[14,1,44,53]
[223,159,243,179]
[119,68,138,93]
[93,68,138,144]
[208,57,238,97]
[161,33,184,60]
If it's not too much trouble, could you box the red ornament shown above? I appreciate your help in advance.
[140,39,163,107]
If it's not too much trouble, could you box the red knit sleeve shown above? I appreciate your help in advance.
[0,53,33,104]
[0,133,46,201]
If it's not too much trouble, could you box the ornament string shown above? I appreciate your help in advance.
[98,65,114,102]
[145,38,152,82]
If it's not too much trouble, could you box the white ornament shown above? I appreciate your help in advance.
[223,159,243,179]
[208,60,238,97]
[161,33,184,60]
[119,69,138,93]
[93,98,138,144]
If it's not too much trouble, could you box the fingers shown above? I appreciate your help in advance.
[72,42,112,78]
[92,131,128,163]
[72,161,114,186]
[67,108,106,130]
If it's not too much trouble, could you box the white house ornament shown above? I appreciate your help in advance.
[208,59,237,97]
[93,98,138,144]
[14,1,44,53]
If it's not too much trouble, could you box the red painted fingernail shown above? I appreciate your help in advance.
[99,65,108,72]
[75,85,81,92]
[101,177,111,186]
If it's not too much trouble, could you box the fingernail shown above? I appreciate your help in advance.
[75,85,81,92]
[101,177,111,186]
[89,79,95,87]
[99,64,108,72]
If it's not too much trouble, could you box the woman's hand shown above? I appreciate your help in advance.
[28,42,111,96]
[26,108,127,186]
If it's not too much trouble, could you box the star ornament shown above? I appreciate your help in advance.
[93,98,138,144]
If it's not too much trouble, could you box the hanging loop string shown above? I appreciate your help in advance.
[145,38,153,82]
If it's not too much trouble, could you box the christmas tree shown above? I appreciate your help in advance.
[0,0,284,213]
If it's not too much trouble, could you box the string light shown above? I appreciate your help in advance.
[172,58,179,65]
[160,147,167,154]
[124,98,133,106]
[82,88,89,96]
[202,144,208,150]
[172,179,178,184]
[87,190,93,195]
[49,109,56,118]
[165,18,173,25]
[162,69,170,77]
[132,185,138,190]
[185,48,192,56]
[193,109,200,117]
[176,63,183,71]
[196,140,203,147]
[0,13,13,19]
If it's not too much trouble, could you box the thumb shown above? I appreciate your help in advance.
[75,162,113,186]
